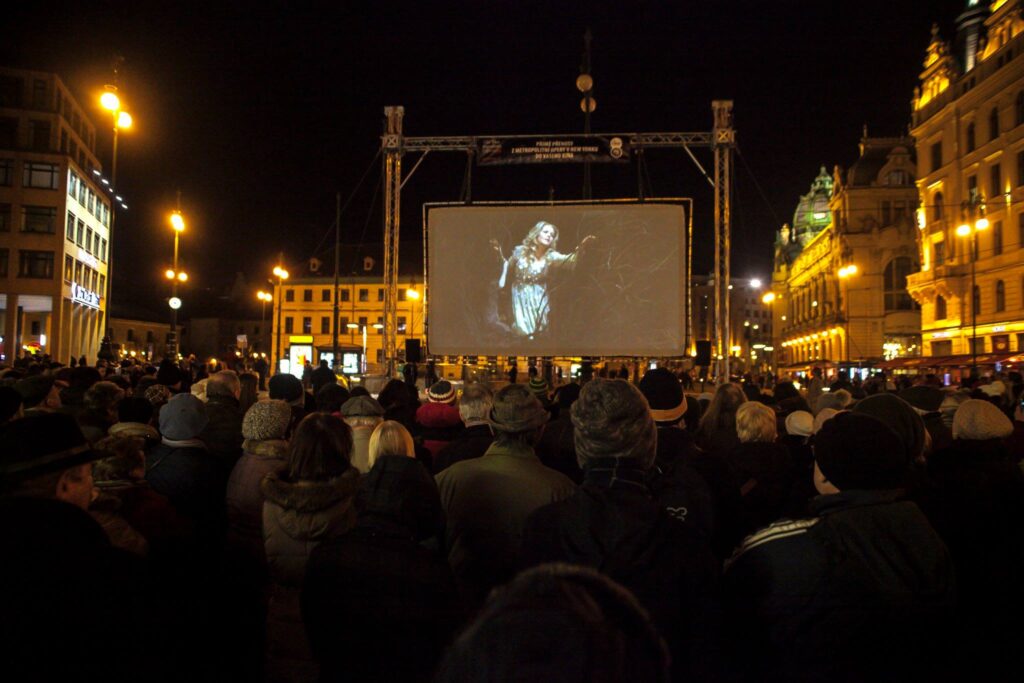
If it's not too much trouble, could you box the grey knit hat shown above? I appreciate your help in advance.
[159,393,209,441]
[242,399,292,441]
[488,383,549,434]
[952,398,1014,440]
[571,379,657,469]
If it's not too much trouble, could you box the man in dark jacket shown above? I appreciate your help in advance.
[433,382,494,474]
[521,379,721,681]
[199,370,244,467]
[724,412,956,682]
[309,359,336,396]
[436,384,574,608]
[534,381,583,483]
[899,384,953,454]
[303,453,461,682]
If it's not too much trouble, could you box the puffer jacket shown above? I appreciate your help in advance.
[224,439,289,576]
[415,402,463,463]
[261,468,360,683]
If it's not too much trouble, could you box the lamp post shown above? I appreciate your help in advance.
[257,290,272,354]
[837,263,858,365]
[762,291,776,378]
[272,265,289,375]
[165,210,187,358]
[98,86,132,358]
[957,200,989,378]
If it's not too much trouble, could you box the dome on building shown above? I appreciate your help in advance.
[792,166,833,244]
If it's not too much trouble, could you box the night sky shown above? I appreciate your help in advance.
[4,0,969,316]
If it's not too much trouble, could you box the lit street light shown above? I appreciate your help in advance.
[166,207,187,357]
[98,82,133,358]
[957,199,988,377]
[257,290,272,354]
[272,265,289,373]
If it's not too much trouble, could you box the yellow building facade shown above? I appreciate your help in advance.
[907,0,1024,361]
[772,139,922,376]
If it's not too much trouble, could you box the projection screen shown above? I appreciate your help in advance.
[426,202,686,357]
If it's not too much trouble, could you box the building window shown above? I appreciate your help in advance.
[303,289,312,302]
[991,162,1002,198]
[65,210,75,240]
[74,260,82,283]
[0,203,10,232]
[933,192,943,221]
[992,334,1010,353]
[100,238,107,262]
[320,316,330,334]
[887,170,910,186]
[377,288,385,302]
[973,285,981,317]
[934,240,945,265]
[990,107,1000,140]
[883,257,917,311]
[340,289,350,302]
[996,280,1006,312]
[993,220,1003,256]
[302,316,312,334]
[970,336,984,355]
[358,288,368,302]
[285,289,294,302]
[22,206,57,234]
[967,175,978,202]
[1017,151,1024,187]
[932,340,952,356]
[881,201,891,225]
[376,316,384,334]
[0,159,12,186]
[930,141,942,172]
[321,289,331,302]
[86,228,94,254]
[18,250,54,278]
[0,248,8,277]
[1017,91,1024,127]
[358,316,367,330]
[76,219,84,245]
[935,295,947,320]
[63,255,72,281]
[966,122,976,152]
[146,331,154,343]
[340,316,349,330]
[126,328,135,342]
[398,316,407,334]
[23,161,59,189]
[284,317,294,334]
[29,120,51,151]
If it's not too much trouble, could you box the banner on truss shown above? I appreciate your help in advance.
[476,136,630,165]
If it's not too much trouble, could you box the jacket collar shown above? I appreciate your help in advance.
[243,438,289,459]
[483,439,538,460]
[261,467,361,513]
[160,436,207,450]
[809,488,905,516]
[108,421,160,441]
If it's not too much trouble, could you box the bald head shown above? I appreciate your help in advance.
[207,370,241,400]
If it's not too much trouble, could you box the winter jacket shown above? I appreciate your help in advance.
[145,438,227,551]
[432,423,494,474]
[303,456,460,682]
[92,478,191,555]
[261,468,360,683]
[224,438,288,577]
[200,394,244,467]
[435,438,575,607]
[724,489,956,682]
[726,440,796,532]
[415,402,463,463]
[649,425,715,541]
[534,414,583,483]
[521,457,722,681]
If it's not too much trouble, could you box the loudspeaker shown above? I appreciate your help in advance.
[405,338,422,363]
[694,340,712,366]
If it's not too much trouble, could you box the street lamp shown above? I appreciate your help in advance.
[98,85,133,359]
[165,209,187,358]
[837,262,859,364]
[257,290,272,353]
[272,265,289,374]
[957,200,988,377]
[761,291,776,378]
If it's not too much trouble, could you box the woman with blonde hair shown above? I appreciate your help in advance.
[696,382,747,456]
[368,419,415,468]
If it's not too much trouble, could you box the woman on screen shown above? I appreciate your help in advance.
[491,221,595,338]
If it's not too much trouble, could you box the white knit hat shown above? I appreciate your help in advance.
[785,410,814,438]
[952,399,1013,440]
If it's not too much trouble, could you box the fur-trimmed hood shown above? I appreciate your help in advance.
[243,438,289,460]
[108,421,160,441]
[261,468,360,515]
[261,467,360,546]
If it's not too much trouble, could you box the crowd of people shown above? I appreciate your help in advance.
[1,353,1023,682]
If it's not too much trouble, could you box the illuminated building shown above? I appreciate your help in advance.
[771,140,922,376]
[907,0,1024,360]
[271,252,424,376]
[0,68,111,363]
[692,275,772,371]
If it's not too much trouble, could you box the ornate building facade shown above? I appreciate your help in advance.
[771,139,922,375]
[907,0,1024,360]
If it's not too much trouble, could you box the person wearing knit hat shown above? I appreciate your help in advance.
[725,410,955,681]
[520,379,719,677]
[225,399,293,569]
[144,383,173,410]
[435,383,574,607]
[638,368,687,425]
[527,376,550,404]
[952,398,1014,441]
[427,380,457,404]
[785,410,814,439]
[145,394,222,532]
[269,373,305,406]
[852,393,928,462]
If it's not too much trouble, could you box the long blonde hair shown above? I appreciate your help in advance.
[521,221,560,254]
[368,420,415,467]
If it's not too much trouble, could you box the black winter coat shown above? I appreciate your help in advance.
[724,490,956,682]
[648,426,715,541]
[432,424,494,474]
[520,460,722,681]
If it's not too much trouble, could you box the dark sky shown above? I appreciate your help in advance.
[4,0,969,314]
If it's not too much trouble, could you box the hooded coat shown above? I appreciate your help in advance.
[261,468,360,683]
[302,456,461,682]
[224,438,289,575]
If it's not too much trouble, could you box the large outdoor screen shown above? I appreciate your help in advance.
[426,202,686,357]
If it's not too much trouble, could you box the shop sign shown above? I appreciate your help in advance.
[71,282,100,309]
